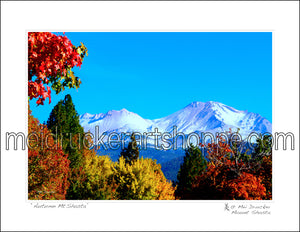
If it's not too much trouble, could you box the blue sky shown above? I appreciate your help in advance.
[29,32,272,123]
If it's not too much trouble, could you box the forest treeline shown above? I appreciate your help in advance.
[28,94,272,200]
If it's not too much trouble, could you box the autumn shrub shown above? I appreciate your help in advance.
[71,149,117,200]
[182,138,268,200]
[28,107,70,200]
[112,157,175,200]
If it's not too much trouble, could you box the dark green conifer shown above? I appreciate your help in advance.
[47,94,84,169]
[120,133,139,165]
[176,144,207,199]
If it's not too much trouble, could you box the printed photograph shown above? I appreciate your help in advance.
[28,32,272,200]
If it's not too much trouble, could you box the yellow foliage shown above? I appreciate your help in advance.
[112,157,175,200]
[83,149,113,181]
[71,145,176,200]
[77,149,116,200]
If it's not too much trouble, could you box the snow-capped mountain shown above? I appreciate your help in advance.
[79,101,272,143]
[80,109,152,134]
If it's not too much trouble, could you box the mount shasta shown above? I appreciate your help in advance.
[79,101,272,141]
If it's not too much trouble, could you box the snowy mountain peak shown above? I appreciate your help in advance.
[106,108,129,116]
[108,108,129,113]
[186,101,206,108]
[185,101,225,109]
[80,101,272,140]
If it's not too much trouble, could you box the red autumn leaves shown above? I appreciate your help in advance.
[191,139,270,200]
[28,32,84,105]
[28,107,70,200]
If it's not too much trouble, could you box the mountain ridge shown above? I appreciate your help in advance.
[79,101,272,139]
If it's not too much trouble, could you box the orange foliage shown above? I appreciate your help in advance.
[190,139,267,200]
[28,106,70,200]
[226,172,266,200]
[255,155,272,199]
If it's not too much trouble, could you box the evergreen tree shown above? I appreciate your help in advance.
[47,94,88,199]
[47,94,84,169]
[119,133,139,165]
[176,144,207,199]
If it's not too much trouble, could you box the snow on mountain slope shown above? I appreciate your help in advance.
[79,101,272,142]
[80,108,152,135]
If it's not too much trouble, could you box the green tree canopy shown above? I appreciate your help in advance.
[176,144,207,199]
[47,94,85,169]
[119,133,139,165]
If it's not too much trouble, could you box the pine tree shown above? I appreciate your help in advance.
[47,94,88,200]
[47,94,84,169]
[119,133,139,165]
[176,144,207,199]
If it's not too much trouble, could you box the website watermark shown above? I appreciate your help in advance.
[6,126,295,152]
